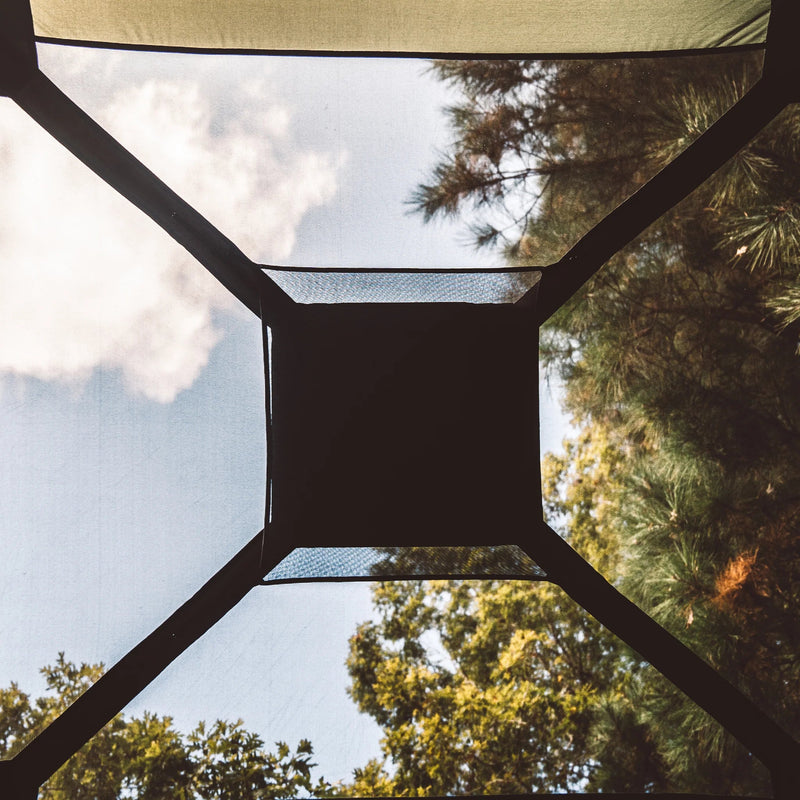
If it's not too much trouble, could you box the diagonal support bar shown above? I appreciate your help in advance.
[4,531,292,796]
[521,522,800,787]
[529,78,787,323]
[10,69,293,322]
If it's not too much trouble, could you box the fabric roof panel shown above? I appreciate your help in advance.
[29,0,770,55]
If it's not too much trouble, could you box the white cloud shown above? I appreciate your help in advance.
[0,64,340,402]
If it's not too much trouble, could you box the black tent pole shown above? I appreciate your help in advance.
[528,0,800,323]
[529,78,787,323]
[1,531,292,796]
[10,70,294,323]
[1,0,292,322]
[521,523,800,798]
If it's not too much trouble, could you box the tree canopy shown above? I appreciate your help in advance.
[0,654,331,799]
[346,52,800,795]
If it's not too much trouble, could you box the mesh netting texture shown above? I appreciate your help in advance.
[262,267,541,304]
[261,546,546,584]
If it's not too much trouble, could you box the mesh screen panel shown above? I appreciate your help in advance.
[261,545,546,584]
[262,267,542,580]
[262,267,541,304]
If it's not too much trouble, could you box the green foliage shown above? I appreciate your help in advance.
[343,430,647,794]
[369,545,542,578]
[525,57,800,793]
[0,654,330,799]
[345,580,618,795]
[348,51,800,795]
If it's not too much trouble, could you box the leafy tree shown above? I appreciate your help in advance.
[346,579,610,795]
[0,654,331,799]
[346,52,800,795]
[344,431,666,794]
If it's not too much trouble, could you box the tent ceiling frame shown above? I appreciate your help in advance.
[2,0,800,796]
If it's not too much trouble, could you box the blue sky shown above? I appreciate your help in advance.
[0,45,569,782]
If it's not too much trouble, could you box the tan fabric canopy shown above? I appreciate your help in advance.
[30,0,770,55]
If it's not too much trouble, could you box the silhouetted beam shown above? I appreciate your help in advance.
[11,69,293,321]
[761,0,800,92]
[529,0,800,324]
[528,77,787,323]
[0,0,37,96]
[522,523,800,785]
[6,531,292,794]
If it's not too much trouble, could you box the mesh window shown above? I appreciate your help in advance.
[262,267,541,304]
[261,545,546,584]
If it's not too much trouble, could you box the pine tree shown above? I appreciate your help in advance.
[346,51,800,794]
